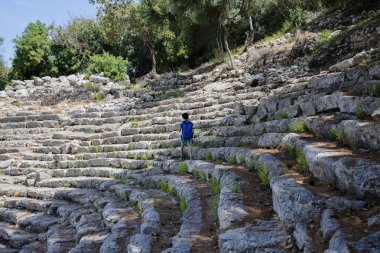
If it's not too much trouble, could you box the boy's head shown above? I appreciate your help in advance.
[182,113,189,120]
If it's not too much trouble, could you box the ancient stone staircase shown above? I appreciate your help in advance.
[0,29,380,253]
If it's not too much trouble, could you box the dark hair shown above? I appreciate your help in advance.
[182,113,189,120]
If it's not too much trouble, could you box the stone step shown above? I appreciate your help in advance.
[56,158,155,170]
[36,177,117,189]
[0,197,66,213]
[305,116,380,150]
[0,120,59,130]
[137,175,202,253]
[0,221,38,249]
[0,114,60,124]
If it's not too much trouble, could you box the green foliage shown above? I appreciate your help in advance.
[130,122,138,128]
[316,29,331,49]
[0,38,8,90]
[295,148,308,173]
[283,7,310,31]
[354,106,366,120]
[193,169,201,180]
[12,21,54,79]
[205,150,213,161]
[50,18,105,75]
[228,154,236,164]
[152,198,159,210]
[86,52,128,81]
[200,171,207,181]
[168,184,177,196]
[330,128,347,143]
[211,176,221,194]
[238,154,245,165]
[232,183,239,193]
[178,163,188,174]
[179,196,187,213]
[278,111,288,119]
[373,84,380,97]
[244,118,254,125]
[160,179,168,192]
[90,92,106,102]
[258,164,269,187]
[160,89,183,100]
[288,120,307,133]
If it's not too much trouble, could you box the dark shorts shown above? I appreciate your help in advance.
[181,138,193,147]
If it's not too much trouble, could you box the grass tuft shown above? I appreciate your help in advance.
[330,128,347,143]
[258,164,270,187]
[179,163,188,174]
[211,176,221,194]
[287,120,307,133]
[295,148,308,173]
[205,149,213,161]
[354,105,366,120]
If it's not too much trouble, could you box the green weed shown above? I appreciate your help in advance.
[228,154,236,164]
[232,183,239,193]
[179,163,188,174]
[238,154,245,165]
[287,120,307,133]
[295,148,308,173]
[258,164,269,187]
[211,176,221,194]
[205,149,213,161]
[212,195,219,222]
[354,106,366,120]
[330,128,347,143]
[179,196,187,213]
[373,83,380,97]
[278,111,288,119]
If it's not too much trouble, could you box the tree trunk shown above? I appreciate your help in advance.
[149,47,157,75]
[222,25,235,70]
[243,15,254,52]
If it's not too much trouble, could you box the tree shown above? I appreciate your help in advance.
[0,37,9,90]
[12,21,54,79]
[50,18,106,75]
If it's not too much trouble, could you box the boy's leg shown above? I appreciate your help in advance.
[180,145,184,159]
[189,139,193,159]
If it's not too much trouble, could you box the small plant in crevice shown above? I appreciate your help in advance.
[179,163,188,174]
[118,178,126,184]
[193,169,201,180]
[179,196,187,213]
[278,110,288,119]
[130,122,139,128]
[283,164,289,174]
[373,83,380,97]
[90,91,106,102]
[168,184,177,196]
[354,105,366,120]
[137,201,144,218]
[244,118,254,125]
[228,154,236,164]
[160,179,168,192]
[294,148,308,173]
[287,120,307,133]
[200,171,207,181]
[247,161,255,172]
[152,199,159,210]
[211,176,221,194]
[232,182,239,193]
[258,164,269,187]
[329,128,347,143]
[212,195,220,222]
[205,149,213,161]
[238,154,245,165]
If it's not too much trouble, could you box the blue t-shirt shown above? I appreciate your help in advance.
[180,120,193,139]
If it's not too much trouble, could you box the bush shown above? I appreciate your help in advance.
[283,7,310,31]
[87,52,129,81]
[90,91,106,102]
[288,120,307,133]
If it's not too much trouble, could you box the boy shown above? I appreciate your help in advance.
[179,113,193,160]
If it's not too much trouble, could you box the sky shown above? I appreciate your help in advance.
[0,0,99,66]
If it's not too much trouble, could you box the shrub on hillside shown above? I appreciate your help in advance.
[86,52,129,81]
